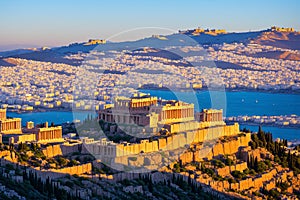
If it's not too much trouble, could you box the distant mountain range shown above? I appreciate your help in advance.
[0,27,299,66]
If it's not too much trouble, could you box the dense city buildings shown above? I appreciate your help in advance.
[0,27,299,115]
[226,114,300,128]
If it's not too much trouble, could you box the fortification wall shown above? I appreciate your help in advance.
[180,133,251,163]
[105,133,251,170]
[61,143,80,155]
[42,144,62,158]
[114,123,240,157]
[50,163,92,175]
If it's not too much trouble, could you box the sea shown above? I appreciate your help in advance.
[6,90,300,141]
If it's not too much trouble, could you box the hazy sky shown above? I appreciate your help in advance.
[0,0,299,50]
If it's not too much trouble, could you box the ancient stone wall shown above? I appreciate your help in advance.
[114,123,241,157]
[42,144,63,158]
[61,143,80,155]
[0,158,91,181]
[50,163,92,175]
[179,133,251,163]
[215,162,248,177]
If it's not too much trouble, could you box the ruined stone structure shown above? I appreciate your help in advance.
[0,110,63,144]
[0,109,6,120]
[26,121,34,129]
[0,109,22,134]
[179,28,227,36]
[195,109,223,122]
[99,94,195,128]
[2,133,36,144]
[92,95,244,162]
[36,126,63,143]
[23,121,63,143]
[84,39,106,45]
[83,123,241,159]
[271,26,295,32]
[99,94,224,133]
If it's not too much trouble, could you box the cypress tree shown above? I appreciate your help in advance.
[247,155,250,167]
[258,125,262,134]
[249,155,254,169]
[254,157,258,172]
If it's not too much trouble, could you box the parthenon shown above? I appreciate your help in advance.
[94,94,240,159]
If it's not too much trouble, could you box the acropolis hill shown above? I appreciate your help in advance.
[0,94,299,199]
[75,93,244,171]
[0,93,245,165]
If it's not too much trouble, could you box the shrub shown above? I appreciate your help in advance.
[231,170,245,179]
[228,178,237,184]
[65,181,74,188]
[204,168,215,177]
[128,157,137,161]
[225,157,234,166]
[211,159,225,168]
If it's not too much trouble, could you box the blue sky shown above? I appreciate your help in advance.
[0,0,299,50]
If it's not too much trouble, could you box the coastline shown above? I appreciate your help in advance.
[6,107,97,114]
[4,88,300,115]
[139,86,300,95]
[225,121,300,130]
[7,107,72,113]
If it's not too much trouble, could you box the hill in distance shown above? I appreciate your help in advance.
[0,27,299,66]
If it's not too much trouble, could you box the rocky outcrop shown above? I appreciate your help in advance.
[179,133,251,164]
[238,147,274,162]
[211,133,251,159]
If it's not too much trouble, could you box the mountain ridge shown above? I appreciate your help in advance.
[0,27,299,66]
